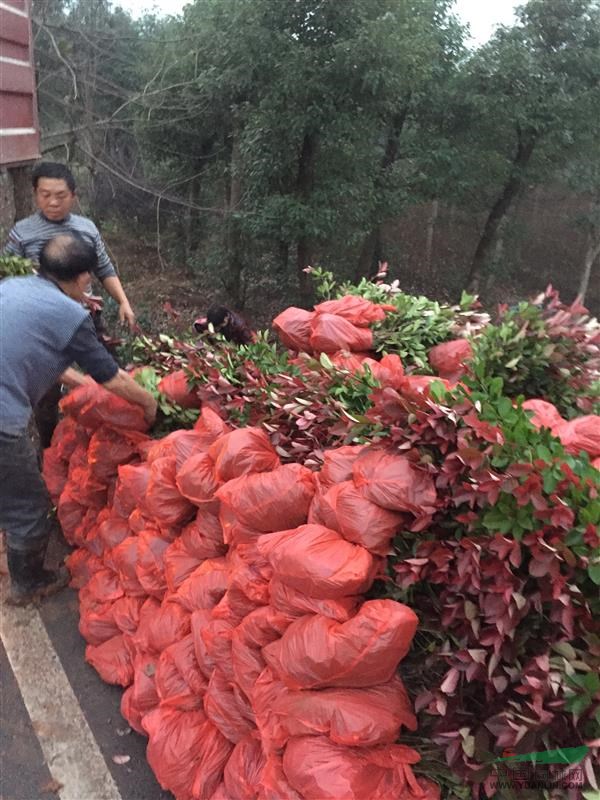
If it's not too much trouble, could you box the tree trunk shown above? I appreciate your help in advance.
[225,123,245,308]
[355,228,382,281]
[577,231,600,302]
[425,198,439,273]
[355,101,411,280]
[296,132,318,297]
[466,127,537,291]
[11,166,33,220]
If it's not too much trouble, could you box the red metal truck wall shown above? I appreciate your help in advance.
[0,0,40,166]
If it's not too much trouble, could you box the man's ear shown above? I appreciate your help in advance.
[76,271,91,291]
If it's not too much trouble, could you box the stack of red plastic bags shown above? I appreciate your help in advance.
[43,382,441,800]
[272,295,396,355]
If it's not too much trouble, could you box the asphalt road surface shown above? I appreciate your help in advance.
[0,544,173,800]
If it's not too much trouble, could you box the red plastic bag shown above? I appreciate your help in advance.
[50,415,81,459]
[309,313,374,354]
[428,339,473,381]
[123,653,160,732]
[268,577,359,622]
[352,449,437,515]
[522,399,564,433]
[85,634,133,686]
[42,447,69,502]
[163,537,204,593]
[209,428,280,483]
[264,599,418,689]
[135,530,171,598]
[216,464,315,536]
[57,488,87,543]
[309,481,404,555]
[146,429,209,469]
[223,735,266,800]
[269,675,417,748]
[257,524,376,599]
[65,549,103,589]
[144,457,195,527]
[319,445,366,488]
[181,510,226,560]
[112,595,145,634]
[72,383,149,432]
[272,307,315,352]
[228,543,272,607]
[158,370,199,409]
[97,515,130,550]
[79,601,119,646]
[191,609,217,678]
[190,724,234,800]
[111,536,146,596]
[133,599,191,656]
[113,463,151,518]
[143,706,209,800]
[397,375,452,404]
[283,736,437,800]
[370,353,405,389]
[231,607,293,696]
[87,427,146,483]
[258,751,303,800]
[86,568,124,604]
[557,415,600,457]
[204,668,256,744]
[176,452,220,505]
[175,558,229,612]
[155,634,206,710]
[193,406,232,444]
[314,295,393,327]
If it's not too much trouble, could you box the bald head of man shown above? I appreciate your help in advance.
[37,233,97,301]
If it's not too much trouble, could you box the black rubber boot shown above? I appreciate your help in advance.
[6,544,68,606]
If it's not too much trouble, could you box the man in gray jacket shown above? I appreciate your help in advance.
[0,233,157,605]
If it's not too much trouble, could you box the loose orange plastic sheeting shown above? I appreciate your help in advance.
[397,374,452,405]
[263,599,418,690]
[257,524,376,599]
[352,449,437,515]
[272,307,315,351]
[309,313,374,354]
[208,428,280,483]
[314,295,394,326]
[215,463,315,533]
[428,339,473,381]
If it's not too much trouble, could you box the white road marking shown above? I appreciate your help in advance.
[0,601,123,800]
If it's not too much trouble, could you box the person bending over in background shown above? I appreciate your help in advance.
[2,161,137,447]
[0,233,157,606]
[194,305,256,345]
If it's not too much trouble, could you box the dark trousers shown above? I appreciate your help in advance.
[0,431,52,552]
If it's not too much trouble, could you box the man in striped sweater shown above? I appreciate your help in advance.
[2,161,136,330]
